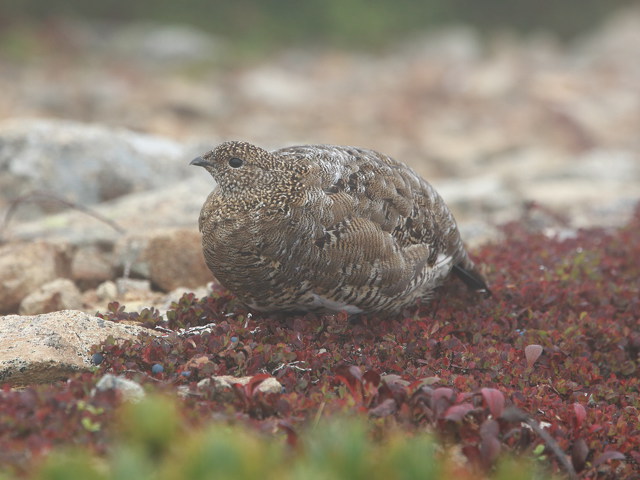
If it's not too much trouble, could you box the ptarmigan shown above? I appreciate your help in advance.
[191,141,489,316]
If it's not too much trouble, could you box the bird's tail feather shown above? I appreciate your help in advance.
[452,263,491,297]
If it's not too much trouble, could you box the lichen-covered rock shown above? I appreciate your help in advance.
[0,241,72,314]
[19,278,83,315]
[0,310,159,386]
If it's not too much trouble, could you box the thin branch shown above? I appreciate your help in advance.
[0,190,126,241]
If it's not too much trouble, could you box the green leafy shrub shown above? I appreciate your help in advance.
[31,395,544,480]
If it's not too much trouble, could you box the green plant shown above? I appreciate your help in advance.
[30,395,544,480]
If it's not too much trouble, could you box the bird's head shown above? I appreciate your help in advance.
[191,141,279,193]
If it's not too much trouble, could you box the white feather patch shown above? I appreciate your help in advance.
[309,294,363,314]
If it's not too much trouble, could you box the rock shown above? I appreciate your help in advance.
[7,176,211,245]
[71,245,114,289]
[115,278,152,297]
[0,310,159,386]
[160,285,211,311]
[114,229,211,292]
[0,241,72,314]
[93,374,145,403]
[112,278,163,313]
[0,118,193,221]
[19,278,83,315]
[146,229,211,291]
[196,375,283,402]
[96,280,118,302]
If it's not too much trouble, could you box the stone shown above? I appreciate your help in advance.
[159,285,211,311]
[196,375,283,402]
[146,229,212,291]
[71,245,114,289]
[0,310,159,386]
[0,241,72,314]
[115,278,152,297]
[113,229,212,292]
[112,278,162,313]
[0,118,192,221]
[19,278,83,315]
[96,280,118,302]
[93,374,145,403]
[5,176,212,245]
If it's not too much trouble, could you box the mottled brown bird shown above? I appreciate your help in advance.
[191,141,489,316]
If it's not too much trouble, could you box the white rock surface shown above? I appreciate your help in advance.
[0,310,159,386]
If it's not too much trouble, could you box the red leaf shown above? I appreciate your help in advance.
[369,398,397,418]
[480,435,501,467]
[431,387,455,417]
[571,438,589,472]
[524,344,543,368]
[592,450,625,467]
[278,421,298,449]
[443,403,474,422]
[334,365,363,388]
[480,388,505,418]
[480,418,500,439]
[431,387,455,405]
[461,445,482,467]
[245,373,272,396]
[573,403,587,429]
[334,365,364,402]
[362,370,381,388]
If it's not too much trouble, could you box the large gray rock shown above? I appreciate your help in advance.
[0,241,72,314]
[0,118,193,220]
[0,310,159,386]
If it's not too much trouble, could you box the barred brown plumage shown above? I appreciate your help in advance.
[191,141,489,316]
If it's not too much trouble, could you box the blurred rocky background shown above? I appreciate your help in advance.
[0,0,639,316]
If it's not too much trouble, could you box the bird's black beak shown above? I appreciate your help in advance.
[190,156,208,167]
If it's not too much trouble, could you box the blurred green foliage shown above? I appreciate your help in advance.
[26,394,548,480]
[0,0,636,53]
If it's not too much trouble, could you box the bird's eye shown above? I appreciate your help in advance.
[228,157,244,168]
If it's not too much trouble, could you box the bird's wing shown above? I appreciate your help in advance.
[276,145,461,266]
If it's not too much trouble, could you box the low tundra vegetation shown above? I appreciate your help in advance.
[1,204,638,479]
